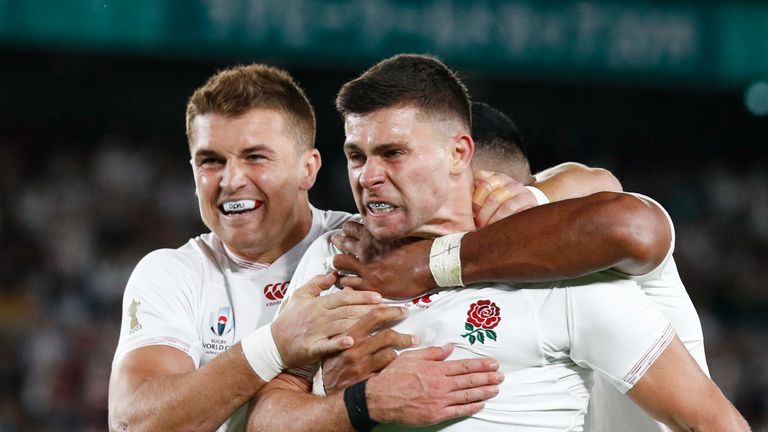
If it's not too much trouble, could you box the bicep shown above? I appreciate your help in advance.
[109,345,195,412]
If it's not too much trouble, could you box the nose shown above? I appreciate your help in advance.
[358,157,386,189]
[220,160,248,191]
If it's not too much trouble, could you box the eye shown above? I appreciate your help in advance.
[384,149,405,159]
[198,157,223,167]
[246,153,266,162]
[346,151,365,166]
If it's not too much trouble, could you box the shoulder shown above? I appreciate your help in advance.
[310,206,358,231]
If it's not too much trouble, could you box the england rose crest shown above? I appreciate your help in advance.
[462,299,500,345]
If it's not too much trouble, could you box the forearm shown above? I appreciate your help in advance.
[247,376,354,432]
[461,192,667,283]
[109,344,264,432]
[533,162,622,201]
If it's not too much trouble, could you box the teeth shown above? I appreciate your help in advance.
[223,200,258,213]
[367,202,395,213]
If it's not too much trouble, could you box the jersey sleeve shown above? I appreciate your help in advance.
[567,276,676,393]
[112,249,203,366]
[274,231,338,381]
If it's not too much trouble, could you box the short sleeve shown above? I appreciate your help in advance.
[567,277,676,393]
[113,249,203,366]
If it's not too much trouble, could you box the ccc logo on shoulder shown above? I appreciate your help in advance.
[264,281,290,300]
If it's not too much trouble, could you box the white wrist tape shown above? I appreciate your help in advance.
[525,185,550,205]
[429,232,467,287]
[240,324,286,382]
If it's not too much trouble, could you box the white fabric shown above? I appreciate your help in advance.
[287,230,675,431]
[240,324,285,382]
[112,206,353,432]
[583,194,709,432]
[429,231,468,287]
[525,185,550,205]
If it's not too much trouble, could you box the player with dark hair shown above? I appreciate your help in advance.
[250,54,748,431]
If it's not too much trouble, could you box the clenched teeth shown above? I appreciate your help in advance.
[367,202,396,214]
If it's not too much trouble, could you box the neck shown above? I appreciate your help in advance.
[410,177,476,239]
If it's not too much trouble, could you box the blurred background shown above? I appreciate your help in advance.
[0,0,767,430]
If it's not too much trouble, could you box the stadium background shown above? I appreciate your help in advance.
[0,1,767,430]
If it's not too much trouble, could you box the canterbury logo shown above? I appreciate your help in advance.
[264,281,290,300]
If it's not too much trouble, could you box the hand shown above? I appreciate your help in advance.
[322,307,417,393]
[272,273,384,367]
[473,170,537,227]
[331,220,414,263]
[331,236,435,300]
[366,344,503,426]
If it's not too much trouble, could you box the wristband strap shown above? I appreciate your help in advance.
[344,379,378,432]
[240,324,286,382]
[429,232,467,287]
[525,185,550,205]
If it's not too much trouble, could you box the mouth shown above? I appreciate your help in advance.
[365,201,398,215]
[219,199,262,216]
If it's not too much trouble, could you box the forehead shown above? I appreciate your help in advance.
[190,108,295,153]
[343,106,437,146]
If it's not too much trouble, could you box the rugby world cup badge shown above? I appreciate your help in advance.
[209,307,234,337]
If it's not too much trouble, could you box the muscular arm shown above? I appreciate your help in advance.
[628,338,750,431]
[109,274,382,432]
[533,162,622,201]
[247,344,503,432]
[335,192,671,298]
[109,344,265,432]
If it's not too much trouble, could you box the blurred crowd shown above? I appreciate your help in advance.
[0,114,766,431]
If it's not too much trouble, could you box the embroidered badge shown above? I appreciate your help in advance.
[462,299,500,345]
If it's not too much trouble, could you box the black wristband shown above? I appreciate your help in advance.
[343,379,379,432]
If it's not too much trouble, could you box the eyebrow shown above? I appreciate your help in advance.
[343,142,406,154]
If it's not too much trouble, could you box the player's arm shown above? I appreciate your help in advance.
[334,192,670,298]
[627,339,750,431]
[247,343,503,431]
[109,274,382,432]
[472,162,622,227]
[533,161,622,201]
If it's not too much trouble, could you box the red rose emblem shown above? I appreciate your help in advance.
[466,299,501,329]
[461,299,500,345]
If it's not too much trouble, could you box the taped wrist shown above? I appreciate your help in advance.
[240,324,286,382]
[344,379,378,432]
[429,232,467,287]
[525,185,550,205]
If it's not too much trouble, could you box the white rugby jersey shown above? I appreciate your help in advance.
[584,195,709,432]
[112,206,352,432]
[288,230,676,431]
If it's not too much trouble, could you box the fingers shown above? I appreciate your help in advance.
[363,328,418,352]
[337,275,365,290]
[332,254,362,276]
[331,232,359,257]
[345,307,409,340]
[293,273,339,298]
[331,304,387,321]
[487,197,536,224]
[310,333,356,358]
[319,287,382,309]
[441,357,500,376]
[399,344,454,362]
[474,180,535,227]
[341,220,366,239]
[446,370,505,392]
[440,401,486,419]
[472,171,507,209]
[447,384,501,405]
